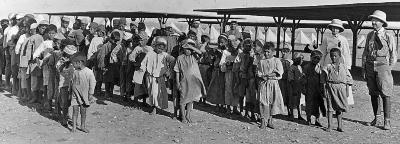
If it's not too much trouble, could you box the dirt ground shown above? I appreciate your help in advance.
[1,67,400,144]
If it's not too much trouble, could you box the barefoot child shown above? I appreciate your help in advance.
[321,48,352,132]
[55,45,77,127]
[288,53,306,121]
[174,41,206,123]
[304,50,325,127]
[257,43,285,129]
[70,53,96,133]
[239,39,256,120]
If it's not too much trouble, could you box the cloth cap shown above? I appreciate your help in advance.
[185,38,196,45]
[8,13,17,19]
[230,21,238,24]
[369,10,388,27]
[182,43,197,51]
[71,52,86,62]
[218,33,228,40]
[293,52,304,59]
[30,23,39,29]
[193,20,200,24]
[16,13,25,19]
[63,45,77,55]
[80,18,89,24]
[25,14,35,19]
[39,20,49,25]
[89,22,98,28]
[54,33,66,40]
[61,17,70,22]
[311,50,323,58]
[328,19,344,32]
[155,37,167,46]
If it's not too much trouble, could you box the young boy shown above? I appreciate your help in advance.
[279,47,292,116]
[303,50,325,127]
[288,53,305,121]
[321,48,352,132]
[174,41,206,123]
[239,39,257,120]
[55,45,77,126]
[257,43,285,129]
[70,52,96,133]
[140,37,170,114]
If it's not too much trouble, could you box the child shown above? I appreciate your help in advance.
[55,45,77,126]
[257,43,285,129]
[279,47,293,116]
[303,50,325,127]
[288,53,305,121]
[239,39,257,120]
[140,37,170,114]
[70,52,96,133]
[174,41,206,123]
[321,48,352,132]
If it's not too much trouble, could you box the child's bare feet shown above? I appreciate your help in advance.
[71,128,76,133]
[80,127,90,133]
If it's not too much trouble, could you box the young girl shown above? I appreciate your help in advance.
[304,50,325,127]
[279,47,293,116]
[321,48,352,132]
[288,53,305,121]
[207,34,226,111]
[174,41,206,123]
[70,53,96,133]
[257,43,285,129]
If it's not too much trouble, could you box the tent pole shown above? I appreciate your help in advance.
[48,15,51,23]
[291,19,300,58]
[90,16,94,22]
[255,26,258,41]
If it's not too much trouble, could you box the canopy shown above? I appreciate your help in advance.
[295,31,311,45]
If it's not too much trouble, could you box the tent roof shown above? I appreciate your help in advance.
[41,11,241,19]
[195,2,400,21]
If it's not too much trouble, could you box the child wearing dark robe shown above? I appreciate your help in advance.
[288,53,306,121]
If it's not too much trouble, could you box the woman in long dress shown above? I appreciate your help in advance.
[319,19,354,105]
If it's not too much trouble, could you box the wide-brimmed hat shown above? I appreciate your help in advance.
[328,19,344,32]
[16,13,25,20]
[218,33,228,41]
[30,23,38,29]
[8,13,17,20]
[182,39,198,51]
[369,10,388,27]
[61,17,70,22]
[63,45,77,55]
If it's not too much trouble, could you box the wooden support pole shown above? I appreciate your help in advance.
[273,16,285,57]
[90,16,94,22]
[255,26,258,41]
[320,28,327,45]
[264,27,269,42]
[291,19,300,57]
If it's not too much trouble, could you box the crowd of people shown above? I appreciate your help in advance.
[0,9,396,133]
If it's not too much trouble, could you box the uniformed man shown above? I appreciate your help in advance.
[362,10,397,130]
[58,17,72,38]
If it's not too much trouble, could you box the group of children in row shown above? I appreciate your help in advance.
[1,13,353,133]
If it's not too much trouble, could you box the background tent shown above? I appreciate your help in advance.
[265,29,278,42]
[357,35,366,48]
[295,30,312,45]
[209,25,220,44]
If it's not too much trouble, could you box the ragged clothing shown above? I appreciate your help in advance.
[304,63,326,117]
[174,54,206,105]
[71,67,96,106]
[321,63,352,112]
[287,65,305,109]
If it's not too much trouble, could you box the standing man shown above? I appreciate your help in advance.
[58,17,72,38]
[226,21,242,41]
[362,10,397,130]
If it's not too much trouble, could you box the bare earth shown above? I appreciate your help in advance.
[1,68,400,144]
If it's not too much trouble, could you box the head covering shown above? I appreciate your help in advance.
[89,22,98,28]
[155,37,167,46]
[39,20,49,25]
[186,38,196,45]
[96,24,106,32]
[113,19,121,26]
[218,33,228,40]
[25,14,35,19]
[328,19,344,32]
[311,50,323,58]
[16,13,25,19]
[293,52,303,59]
[1,19,9,24]
[30,23,38,29]
[63,45,77,55]
[193,20,200,24]
[54,33,66,40]
[182,43,197,51]
[8,13,17,20]
[80,18,89,24]
[61,17,70,22]
[369,10,388,27]
[230,21,238,24]
[71,52,86,62]
[138,22,146,30]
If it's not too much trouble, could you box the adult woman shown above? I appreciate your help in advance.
[319,19,354,105]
